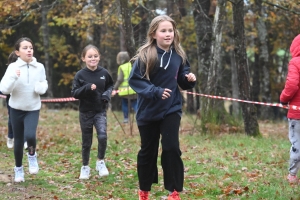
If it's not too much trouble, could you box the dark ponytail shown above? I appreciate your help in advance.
[7,51,18,65]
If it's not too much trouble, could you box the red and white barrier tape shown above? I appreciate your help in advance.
[0,94,77,103]
[182,91,290,110]
[0,91,294,110]
[41,97,77,103]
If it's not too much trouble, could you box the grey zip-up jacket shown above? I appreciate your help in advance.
[0,57,48,111]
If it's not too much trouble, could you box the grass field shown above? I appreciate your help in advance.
[0,107,300,199]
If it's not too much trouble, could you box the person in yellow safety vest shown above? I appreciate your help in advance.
[112,51,137,123]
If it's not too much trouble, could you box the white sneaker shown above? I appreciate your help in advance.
[24,141,28,150]
[79,166,90,179]
[27,153,39,174]
[7,138,14,149]
[96,160,109,177]
[14,166,25,182]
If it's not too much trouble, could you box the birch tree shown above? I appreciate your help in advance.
[207,0,226,106]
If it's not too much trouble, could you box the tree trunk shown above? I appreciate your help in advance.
[232,0,260,136]
[193,0,212,95]
[119,0,135,58]
[255,0,273,119]
[41,0,53,98]
[119,24,126,51]
[230,40,240,117]
[207,0,226,101]
[93,0,103,49]
[252,43,261,117]
[137,5,149,48]
[167,0,175,16]
[193,0,213,132]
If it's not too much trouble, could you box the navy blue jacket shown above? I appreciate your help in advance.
[128,46,196,125]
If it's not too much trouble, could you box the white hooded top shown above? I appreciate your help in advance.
[0,57,48,111]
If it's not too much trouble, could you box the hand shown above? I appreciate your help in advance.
[112,90,117,96]
[162,88,172,100]
[280,102,288,106]
[185,73,196,82]
[16,69,20,77]
[91,84,96,90]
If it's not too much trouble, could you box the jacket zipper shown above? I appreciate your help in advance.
[27,64,29,83]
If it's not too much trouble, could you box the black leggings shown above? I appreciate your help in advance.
[10,108,39,167]
[137,113,184,192]
[79,111,107,166]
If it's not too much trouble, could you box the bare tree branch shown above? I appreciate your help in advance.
[262,0,300,15]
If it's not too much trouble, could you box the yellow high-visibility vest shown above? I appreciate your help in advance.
[118,62,136,96]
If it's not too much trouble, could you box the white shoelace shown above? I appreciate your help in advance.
[28,155,37,167]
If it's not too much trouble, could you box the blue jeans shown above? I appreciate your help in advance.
[121,98,137,119]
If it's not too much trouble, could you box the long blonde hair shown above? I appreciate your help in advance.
[131,15,187,79]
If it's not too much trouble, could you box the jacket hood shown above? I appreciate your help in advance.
[290,34,300,58]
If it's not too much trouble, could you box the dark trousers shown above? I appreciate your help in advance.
[4,95,13,139]
[79,111,107,166]
[10,108,39,167]
[137,113,184,192]
[7,105,13,139]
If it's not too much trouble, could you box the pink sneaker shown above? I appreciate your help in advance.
[168,190,181,200]
[138,190,149,200]
[287,174,298,184]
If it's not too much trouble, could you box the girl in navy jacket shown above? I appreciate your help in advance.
[129,15,196,200]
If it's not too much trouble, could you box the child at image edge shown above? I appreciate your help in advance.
[71,44,113,179]
[280,34,300,184]
[2,52,18,149]
[2,52,28,150]
[129,15,197,200]
[0,37,48,182]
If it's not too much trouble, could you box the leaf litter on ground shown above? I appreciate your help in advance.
[0,108,299,199]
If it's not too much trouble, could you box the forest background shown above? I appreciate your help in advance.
[0,0,299,136]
